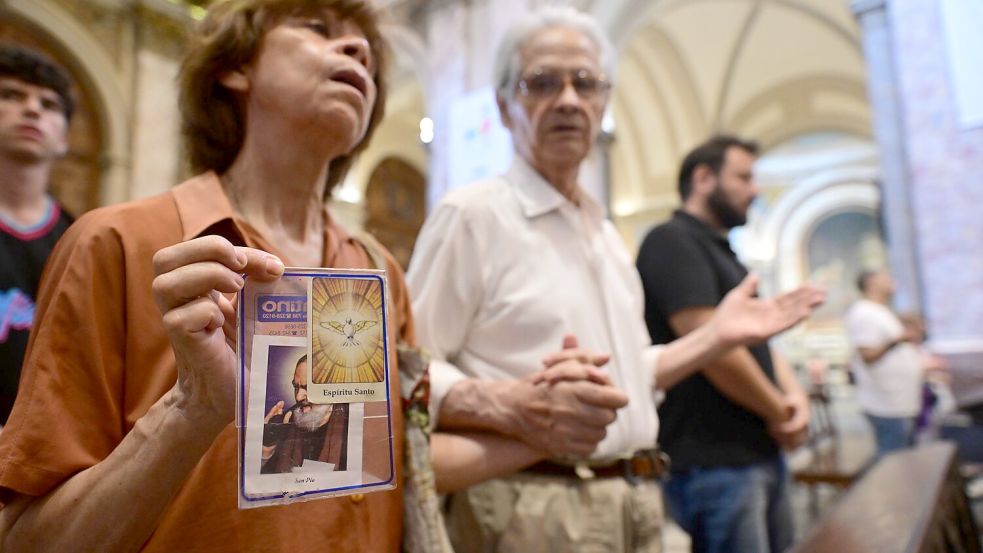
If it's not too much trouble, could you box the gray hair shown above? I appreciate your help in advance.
[492,6,616,101]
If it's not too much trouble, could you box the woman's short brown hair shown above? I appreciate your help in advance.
[178,0,388,195]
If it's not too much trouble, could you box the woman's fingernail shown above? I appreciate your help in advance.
[266,256,284,274]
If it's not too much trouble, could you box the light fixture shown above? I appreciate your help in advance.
[419,117,434,144]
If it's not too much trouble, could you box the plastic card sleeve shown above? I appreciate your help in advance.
[235,268,395,509]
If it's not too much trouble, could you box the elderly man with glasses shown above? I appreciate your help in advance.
[409,7,823,552]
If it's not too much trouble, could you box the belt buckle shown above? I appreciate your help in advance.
[623,452,646,485]
[623,449,671,485]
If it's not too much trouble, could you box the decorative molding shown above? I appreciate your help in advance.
[727,75,872,147]
[45,0,130,67]
[383,0,477,30]
[136,1,191,58]
[381,23,430,97]
[611,25,707,205]
[770,0,862,53]
[754,166,880,266]
[713,0,761,129]
[635,25,708,144]
[850,0,887,19]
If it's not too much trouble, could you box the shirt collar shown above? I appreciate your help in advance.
[506,156,605,221]
[172,171,239,242]
[673,209,732,248]
[170,171,350,263]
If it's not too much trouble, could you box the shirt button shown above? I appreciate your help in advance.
[349,493,365,504]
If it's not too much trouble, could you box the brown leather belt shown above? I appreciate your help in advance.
[524,449,670,484]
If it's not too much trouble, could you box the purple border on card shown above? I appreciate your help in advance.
[238,270,396,505]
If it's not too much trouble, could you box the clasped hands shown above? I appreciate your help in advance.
[499,334,627,459]
[768,392,809,451]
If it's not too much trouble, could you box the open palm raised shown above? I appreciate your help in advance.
[712,274,826,348]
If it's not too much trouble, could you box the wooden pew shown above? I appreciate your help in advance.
[791,387,876,516]
[791,442,981,553]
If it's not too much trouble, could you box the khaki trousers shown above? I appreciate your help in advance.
[446,473,665,553]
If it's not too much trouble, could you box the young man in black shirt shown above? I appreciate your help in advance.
[0,45,74,425]
[637,135,810,553]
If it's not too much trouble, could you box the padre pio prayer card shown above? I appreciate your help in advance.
[236,269,395,509]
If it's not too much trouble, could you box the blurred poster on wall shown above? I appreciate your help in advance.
[447,87,513,191]
[940,0,983,130]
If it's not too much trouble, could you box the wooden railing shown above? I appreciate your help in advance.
[792,388,876,517]
[792,442,980,553]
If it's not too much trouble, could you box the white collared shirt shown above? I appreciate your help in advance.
[407,157,661,460]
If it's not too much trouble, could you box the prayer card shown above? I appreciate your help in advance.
[236,269,395,509]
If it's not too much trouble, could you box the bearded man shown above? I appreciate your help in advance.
[636,135,810,553]
[261,355,348,474]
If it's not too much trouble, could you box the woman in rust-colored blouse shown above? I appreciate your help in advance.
[0,1,413,551]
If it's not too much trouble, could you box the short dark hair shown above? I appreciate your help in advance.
[678,134,758,200]
[856,270,876,293]
[0,44,74,120]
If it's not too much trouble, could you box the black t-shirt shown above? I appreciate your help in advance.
[637,210,778,470]
[0,202,73,424]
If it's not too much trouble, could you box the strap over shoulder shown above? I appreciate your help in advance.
[350,234,452,553]
[352,231,402,330]
[353,231,390,272]
[350,231,429,404]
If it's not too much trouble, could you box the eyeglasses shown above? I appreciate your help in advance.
[516,68,611,100]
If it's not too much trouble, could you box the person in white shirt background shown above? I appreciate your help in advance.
[845,269,942,457]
